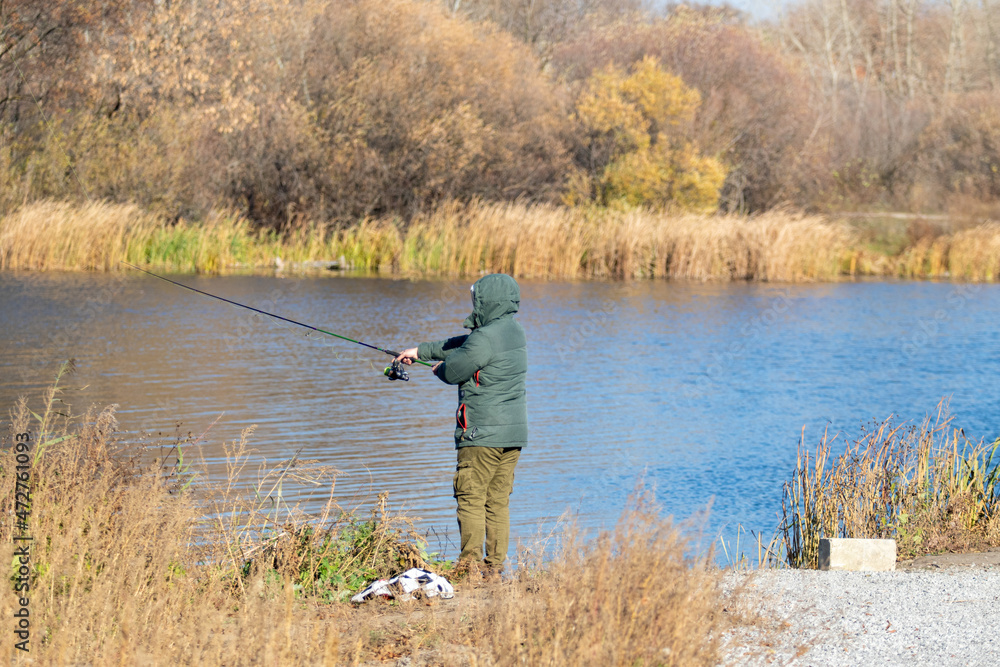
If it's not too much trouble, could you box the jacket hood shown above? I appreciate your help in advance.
[463,274,520,329]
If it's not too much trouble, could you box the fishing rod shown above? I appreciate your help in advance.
[120,262,429,381]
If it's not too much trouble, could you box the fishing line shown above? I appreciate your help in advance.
[121,262,432,379]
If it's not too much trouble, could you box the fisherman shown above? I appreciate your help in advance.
[395,273,527,574]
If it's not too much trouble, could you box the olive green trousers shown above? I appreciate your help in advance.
[453,446,521,567]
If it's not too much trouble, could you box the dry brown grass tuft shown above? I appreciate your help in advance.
[0,374,345,663]
[0,366,436,664]
[461,498,724,667]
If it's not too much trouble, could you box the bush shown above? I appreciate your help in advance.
[913,92,1000,211]
[566,56,725,212]
[0,0,571,227]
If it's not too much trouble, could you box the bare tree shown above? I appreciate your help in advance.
[450,0,643,64]
[944,0,967,94]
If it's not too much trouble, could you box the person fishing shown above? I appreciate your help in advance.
[395,273,527,574]
[120,263,527,571]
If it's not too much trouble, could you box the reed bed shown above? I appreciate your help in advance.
[6,198,1000,281]
[1,372,733,664]
[0,200,355,273]
[401,202,854,281]
[0,201,161,271]
[947,223,1000,281]
[0,199,853,280]
[775,405,1000,569]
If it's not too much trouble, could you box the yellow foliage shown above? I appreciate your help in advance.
[603,149,669,209]
[570,56,726,212]
[575,66,650,152]
[603,142,726,213]
[668,143,729,213]
[620,56,701,134]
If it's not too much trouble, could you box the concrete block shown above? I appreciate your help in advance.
[819,538,896,571]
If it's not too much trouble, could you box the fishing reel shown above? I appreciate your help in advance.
[384,359,410,382]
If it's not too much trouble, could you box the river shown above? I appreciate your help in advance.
[2,271,998,561]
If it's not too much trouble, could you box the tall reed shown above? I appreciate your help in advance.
[0,198,857,280]
[402,201,854,281]
[947,223,1000,280]
[12,199,1000,282]
[777,405,1000,568]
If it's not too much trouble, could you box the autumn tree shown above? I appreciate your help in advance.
[566,56,725,212]
[447,0,642,64]
[776,0,1000,212]
[553,7,812,212]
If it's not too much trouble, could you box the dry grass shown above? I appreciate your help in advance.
[0,201,162,271]
[0,199,854,281]
[0,366,430,664]
[1,373,736,665]
[402,201,853,281]
[461,499,724,667]
[947,223,1000,281]
[775,404,1000,568]
[0,200,334,273]
[8,198,1000,282]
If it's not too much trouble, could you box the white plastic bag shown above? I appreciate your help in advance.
[350,568,455,603]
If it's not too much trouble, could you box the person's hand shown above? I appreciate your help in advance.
[432,362,442,374]
[395,348,419,365]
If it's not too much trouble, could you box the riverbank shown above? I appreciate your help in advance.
[3,199,1000,281]
[0,378,728,665]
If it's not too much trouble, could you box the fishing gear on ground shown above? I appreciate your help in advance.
[121,262,430,381]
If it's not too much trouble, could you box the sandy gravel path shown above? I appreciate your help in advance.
[723,549,1000,666]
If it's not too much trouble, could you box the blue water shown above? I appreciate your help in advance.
[1,272,998,559]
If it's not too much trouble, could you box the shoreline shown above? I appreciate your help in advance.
[3,199,1000,282]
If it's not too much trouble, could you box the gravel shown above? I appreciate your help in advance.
[721,564,1000,666]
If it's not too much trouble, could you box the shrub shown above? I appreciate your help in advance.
[566,56,725,212]
[464,493,724,666]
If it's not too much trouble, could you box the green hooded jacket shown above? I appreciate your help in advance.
[417,274,527,449]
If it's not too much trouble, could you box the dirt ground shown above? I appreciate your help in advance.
[898,546,1000,570]
[343,581,499,666]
